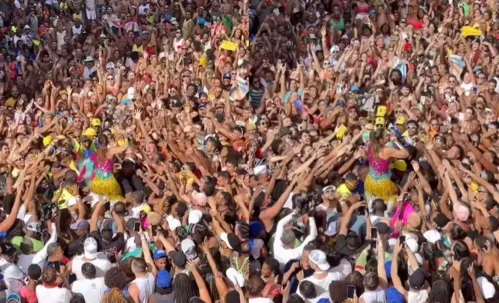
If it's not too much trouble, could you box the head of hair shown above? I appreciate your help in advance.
[281,230,296,246]
[47,242,60,257]
[489,216,499,231]
[202,176,216,196]
[452,240,470,261]
[450,223,466,240]
[248,275,266,297]
[69,294,86,303]
[373,198,386,213]
[287,294,305,303]
[365,259,378,274]
[428,279,450,303]
[131,258,147,274]
[322,245,341,268]
[224,290,240,303]
[364,272,379,291]
[104,267,129,289]
[345,271,365,296]
[299,280,317,299]
[263,257,280,276]
[329,280,351,303]
[103,288,130,303]
[82,262,97,279]
[42,267,57,285]
[369,128,386,156]
[173,273,196,303]
[345,172,357,182]
[27,264,42,280]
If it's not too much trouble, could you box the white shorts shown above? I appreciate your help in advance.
[355,13,369,21]
[86,9,96,20]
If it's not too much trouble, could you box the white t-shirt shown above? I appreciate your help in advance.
[173,38,184,53]
[249,298,273,303]
[72,277,106,303]
[329,258,352,280]
[273,213,317,271]
[71,254,112,280]
[408,289,429,303]
[138,3,150,15]
[0,258,25,295]
[36,285,72,303]
[83,66,97,80]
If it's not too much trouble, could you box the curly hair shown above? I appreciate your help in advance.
[104,267,129,290]
[103,288,133,303]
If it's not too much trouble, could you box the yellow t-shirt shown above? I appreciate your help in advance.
[54,188,76,209]
[336,184,352,199]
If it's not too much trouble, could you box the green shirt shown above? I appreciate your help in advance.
[11,236,44,253]
[330,18,345,31]
[222,15,233,36]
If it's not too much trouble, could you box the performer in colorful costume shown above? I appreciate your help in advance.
[364,128,410,215]
[78,133,128,202]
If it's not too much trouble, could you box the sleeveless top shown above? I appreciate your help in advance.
[132,273,155,303]
[366,144,391,180]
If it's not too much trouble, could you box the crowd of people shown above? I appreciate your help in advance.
[0,0,251,302]
[0,0,499,302]
[247,0,499,302]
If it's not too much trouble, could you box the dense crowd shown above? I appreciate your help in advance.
[1,0,499,302]
[0,0,250,302]
[247,0,499,303]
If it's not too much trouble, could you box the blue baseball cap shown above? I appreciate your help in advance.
[7,294,20,303]
[156,270,172,289]
[350,86,360,93]
[153,250,167,260]
[198,18,206,25]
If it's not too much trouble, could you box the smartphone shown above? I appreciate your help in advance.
[347,285,356,299]
[133,221,141,232]
[371,227,378,239]
[371,240,377,250]
[151,225,158,236]
[473,87,478,95]
[399,235,406,244]
[358,206,366,215]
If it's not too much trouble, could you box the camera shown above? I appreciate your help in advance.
[42,203,57,221]
[291,189,322,216]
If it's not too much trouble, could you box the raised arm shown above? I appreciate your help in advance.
[187,261,212,303]
[259,176,298,222]
[140,232,157,277]
[391,241,408,298]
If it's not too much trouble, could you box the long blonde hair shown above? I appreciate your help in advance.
[369,128,386,158]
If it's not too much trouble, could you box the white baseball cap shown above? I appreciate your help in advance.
[309,250,330,271]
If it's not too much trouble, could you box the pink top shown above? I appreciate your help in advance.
[20,286,38,303]
[390,202,415,237]
[91,153,114,174]
[367,144,390,176]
